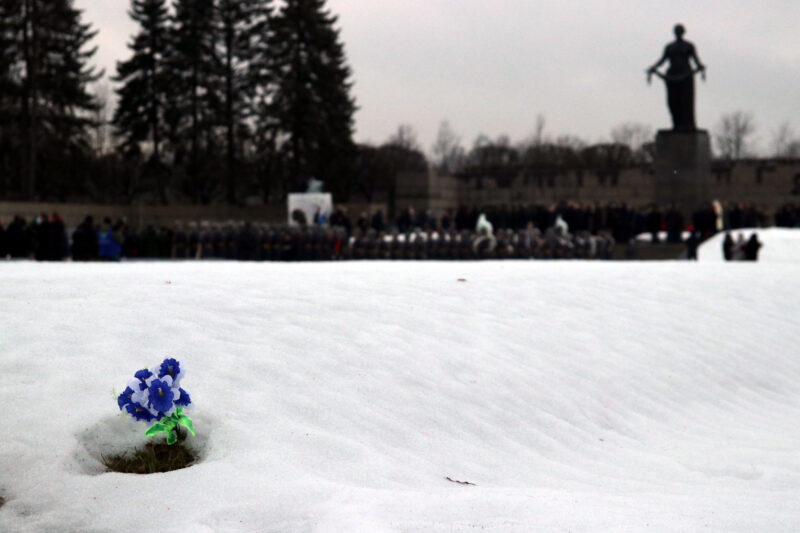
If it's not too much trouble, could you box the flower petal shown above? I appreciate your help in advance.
[147,379,174,412]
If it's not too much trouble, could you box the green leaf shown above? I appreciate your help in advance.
[177,415,195,436]
[166,430,177,445]
[145,423,170,437]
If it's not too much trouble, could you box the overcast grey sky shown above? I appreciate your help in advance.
[76,0,800,154]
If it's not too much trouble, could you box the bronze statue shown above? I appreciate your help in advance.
[647,24,706,131]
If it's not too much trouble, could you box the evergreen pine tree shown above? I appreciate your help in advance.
[169,0,222,204]
[266,0,356,197]
[0,0,100,199]
[0,0,23,194]
[113,0,171,203]
[216,0,271,204]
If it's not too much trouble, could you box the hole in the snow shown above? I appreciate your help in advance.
[102,440,196,474]
[73,412,211,475]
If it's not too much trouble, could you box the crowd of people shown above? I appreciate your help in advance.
[0,213,71,261]
[0,214,618,262]
[722,232,762,261]
[343,201,774,246]
[774,203,800,228]
[0,200,791,262]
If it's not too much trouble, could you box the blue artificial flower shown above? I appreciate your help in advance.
[127,378,146,393]
[158,358,181,380]
[134,368,153,383]
[174,388,191,407]
[125,402,155,422]
[117,387,135,409]
[148,379,174,413]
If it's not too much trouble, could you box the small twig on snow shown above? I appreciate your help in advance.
[445,476,476,486]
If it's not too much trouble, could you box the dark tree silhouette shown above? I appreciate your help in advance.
[169,0,222,204]
[113,0,171,203]
[266,0,356,197]
[216,0,271,204]
[0,0,100,199]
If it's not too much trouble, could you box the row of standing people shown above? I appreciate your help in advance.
[0,211,766,262]
[0,214,174,261]
[384,201,770,244]
[0,214,618,262]
[170,221,618,261]
[774,203,800,228]
[0,213,69,261]
[338,226,617,261]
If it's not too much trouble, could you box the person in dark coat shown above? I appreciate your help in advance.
[722,232,734,261]
[224,223,238,259]
[140,225,159,258]
[31,213,50,261]
[236,221,258,261]
[172,222,188,259]
[356,212,369,234]
[744,233,762,261]
[370,210,384,233]
[6,216,28,257]
[646,205,662,243]
[48,213,69,261]
[0,220,6,259]
[440,210,452,232]
[212,224,225,258]
[685,231,699,260]
[665,205,684,243]
[71,215,98,261]
[157,226,173,258]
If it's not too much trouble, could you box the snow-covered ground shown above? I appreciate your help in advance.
[1,248,799,531]
[698,227,800,263]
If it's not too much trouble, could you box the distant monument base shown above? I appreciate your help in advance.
[653,130,711,214]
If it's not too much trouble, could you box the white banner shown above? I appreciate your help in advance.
[287,193,333,227]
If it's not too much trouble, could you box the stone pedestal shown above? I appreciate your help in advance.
[653,130,711,213]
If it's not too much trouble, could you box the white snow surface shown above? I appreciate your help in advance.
[1,257,800,532]
[698,227,800,263]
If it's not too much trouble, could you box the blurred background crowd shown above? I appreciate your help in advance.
[0,201,797,262]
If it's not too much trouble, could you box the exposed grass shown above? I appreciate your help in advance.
[102,442,195,474]
[0,495,5,508]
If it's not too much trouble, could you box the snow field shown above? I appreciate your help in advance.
[0,252,799,531]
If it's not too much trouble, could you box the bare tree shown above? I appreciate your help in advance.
[610,122,653,152]
[786,140,800,158]
[495,134,511,147]
[610,122,654,163]
[771,122,800,158]
[431,120,464,174]
[531,114,546,146]
[466,133,518,168]
[553,134,587,151]
[472,133,491,149]
[388,124,421,151]
[517,114,547,152]
[714,111,756,160]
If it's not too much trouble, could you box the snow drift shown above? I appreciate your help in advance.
[1,252,799,531]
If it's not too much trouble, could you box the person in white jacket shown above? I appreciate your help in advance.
[473,213,497,255]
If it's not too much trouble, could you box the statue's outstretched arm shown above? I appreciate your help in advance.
[691,46,707,80]
[647,48,668,73]
[646,50,667,84]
